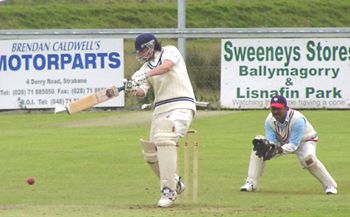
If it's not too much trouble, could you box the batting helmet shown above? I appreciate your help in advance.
[134,33,159,63]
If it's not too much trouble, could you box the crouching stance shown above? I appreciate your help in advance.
[240,95,337,195]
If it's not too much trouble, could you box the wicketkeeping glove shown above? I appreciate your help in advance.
[262,143,277,161]
[252,135,279,161]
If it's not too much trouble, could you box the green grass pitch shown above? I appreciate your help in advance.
[0,110,349,217]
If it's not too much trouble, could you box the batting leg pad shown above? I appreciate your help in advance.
[154,119,178,191]
[247,150,266,186]
[140,139,160,178]
[302,155,337,189]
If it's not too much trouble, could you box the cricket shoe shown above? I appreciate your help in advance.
[325,186,337,195]
[157,187,177,208]
[175,176,185,195]
[240,178,257,192]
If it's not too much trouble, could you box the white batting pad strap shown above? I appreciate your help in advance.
[247,150,265,184]
[140,138,156,153]
[142,151,158,163]
[303,155,337,188]
[140,139,158,163]
[154,134,177,146]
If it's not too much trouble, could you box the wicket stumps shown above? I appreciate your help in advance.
[178,129,199,203]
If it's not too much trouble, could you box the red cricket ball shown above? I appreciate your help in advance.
[27,177,35,185]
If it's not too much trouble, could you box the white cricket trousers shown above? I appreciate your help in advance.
[150,109,194,142]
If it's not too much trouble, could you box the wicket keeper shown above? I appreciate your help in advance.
[240,95,337,195]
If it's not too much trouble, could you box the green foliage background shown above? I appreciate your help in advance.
[1,0,350,28]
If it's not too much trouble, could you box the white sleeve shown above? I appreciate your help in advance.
[281,143,298,154]
[161,46,181,65]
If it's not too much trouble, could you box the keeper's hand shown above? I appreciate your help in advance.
[252,135,281,161]
[262,143,277,160]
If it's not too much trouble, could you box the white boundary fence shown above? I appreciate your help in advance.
[1,28,350,39]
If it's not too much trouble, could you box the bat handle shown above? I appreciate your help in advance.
[118,86,125,92]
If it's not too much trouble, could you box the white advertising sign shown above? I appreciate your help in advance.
[221,38,350,109]
[0,38,124,109]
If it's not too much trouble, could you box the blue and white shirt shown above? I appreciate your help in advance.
[265,109,318,154]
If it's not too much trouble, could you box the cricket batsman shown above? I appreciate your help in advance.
[240,95,337,195]
[123,33,196,207]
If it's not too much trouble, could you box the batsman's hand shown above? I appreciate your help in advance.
[132,70,150,84]
[106,88,118,98]
[123,79,138,96]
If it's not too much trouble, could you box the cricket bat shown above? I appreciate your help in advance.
[54,86,124,114]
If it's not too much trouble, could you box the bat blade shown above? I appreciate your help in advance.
[66,86,124,114]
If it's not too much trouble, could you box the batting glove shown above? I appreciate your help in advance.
[105,88,118,98]
[132,71,150,84]
[123,79,138,96]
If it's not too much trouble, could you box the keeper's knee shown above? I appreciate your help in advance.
[301,154,317,168]
[301,154,337,188]
[140,139,158,163]
[154,119,178,148]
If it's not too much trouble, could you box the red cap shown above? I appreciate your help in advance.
[270,95,287,108]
